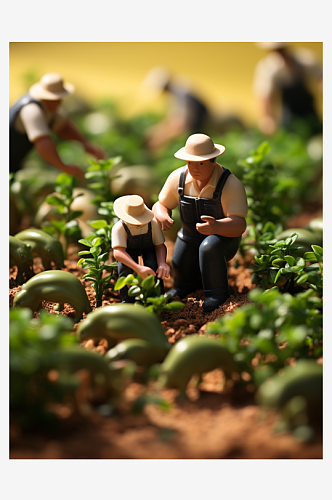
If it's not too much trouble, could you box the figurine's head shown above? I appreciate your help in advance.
[174,134,225,162]
[29,73,75,102]
[114,195,154,226]
[140,66,171,99]
[174,134,225,182]
[256,42,289,51]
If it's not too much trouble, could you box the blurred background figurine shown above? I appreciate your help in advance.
[253,42,322,137]
[141,66,210,152]
[112,195,170,303]
[9,72,105,179]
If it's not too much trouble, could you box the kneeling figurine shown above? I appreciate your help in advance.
[112,195,170,303]
[152,133,248,312]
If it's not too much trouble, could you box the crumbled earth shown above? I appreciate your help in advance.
[9,237,323,459]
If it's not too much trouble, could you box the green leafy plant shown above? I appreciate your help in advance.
[114,274,184,316]
[41,172,83,258]
[237,141,299,255]
[77,236,118,307]
[10,308,76,428]
[252,233,323,296]
[85,156,122,206]
[82,201,118,255]
[207,287,322,386]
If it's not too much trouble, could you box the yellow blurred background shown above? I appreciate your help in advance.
[9,42,323,126]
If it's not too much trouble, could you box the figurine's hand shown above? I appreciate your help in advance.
[63,164,85,180]
[157,213,174,231]
[137,265,156,281]
[84,142,105,160]
[156,263,170,280]
[196,216,218,235]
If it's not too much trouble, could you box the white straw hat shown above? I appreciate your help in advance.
[174,134,225,161]
[113,195,154,225]
[256,42,289,50]
[29,73,75,101]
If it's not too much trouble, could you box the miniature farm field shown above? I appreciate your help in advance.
[9,207,322,459]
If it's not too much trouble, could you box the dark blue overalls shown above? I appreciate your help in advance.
[279,57,322,136]
[117,221,165,302]
[9,94,52,173]
[171,166,241,300]
[171,86,208,133]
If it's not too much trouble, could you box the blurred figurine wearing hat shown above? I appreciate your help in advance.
[112,195,170,303]
[10,72,105,178]
[253,43,322,136]
[152,133,248,312]
[141,66,209,152]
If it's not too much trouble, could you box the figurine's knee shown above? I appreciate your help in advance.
[199,235,227,259]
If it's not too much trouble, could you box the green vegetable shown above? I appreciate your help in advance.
[114,273,184,316]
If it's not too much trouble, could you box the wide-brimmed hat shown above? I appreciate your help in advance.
[113,195,154,226]
[29,73,75,101]
[256,42,289,50]
[174,134,225,162]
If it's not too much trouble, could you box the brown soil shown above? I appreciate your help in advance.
[9,230,323,459]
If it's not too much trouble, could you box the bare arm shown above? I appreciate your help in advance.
[113,247,156,281]
[56,119,105,159]
[34,136,84,179]
[196,215,247,238]
[258,95,278,135]
[154,243,170,279]
[152,201,174,231]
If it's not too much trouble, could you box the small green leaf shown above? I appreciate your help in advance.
[82,275,97,282]
[78,238,93,247]
[128,286,141,297]
[46,195,66,207]
[92,237,103,248]
[141,275,155,290]
[295,274,308,284]
[90,220,108,229]
[284,255,295,266]
[312,245,323,256]
[303,251,317,261]
[114,276,127,290]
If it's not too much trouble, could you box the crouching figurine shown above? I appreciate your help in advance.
[112,195,170,303]
[152,133,248,312]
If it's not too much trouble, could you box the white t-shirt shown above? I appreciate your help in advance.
[253,48,322,99]
[112,218,165,249]
[13,99,66,142]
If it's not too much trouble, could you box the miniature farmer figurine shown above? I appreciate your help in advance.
[152,133,248,312]
[141,66,209,151]
[112,195,170,303]
[253,43,322,136]
[10,72,105,178]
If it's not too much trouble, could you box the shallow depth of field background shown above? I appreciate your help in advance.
[9,42,323,126]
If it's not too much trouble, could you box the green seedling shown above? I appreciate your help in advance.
[41,172,83,258]
[10,308,76,428]
[252,232,323,296]
[85,156,122,207]
[207,287,322,386]
[237,141,297,255]
[114,273,184,316]
[10,308,127,429]
[78,237,118,307]
[83,201,118,255]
